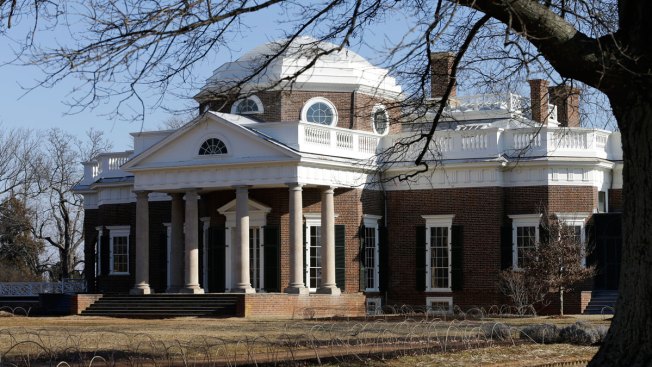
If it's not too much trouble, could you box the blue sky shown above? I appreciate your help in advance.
[0,5,414,151]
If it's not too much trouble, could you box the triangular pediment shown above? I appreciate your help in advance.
[217,198,272,215]
[122,112,299,171]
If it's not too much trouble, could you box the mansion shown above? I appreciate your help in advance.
[74,37,623,316]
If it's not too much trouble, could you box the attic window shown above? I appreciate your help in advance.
[372,106,389,135]
[302,97,338,126]
[199,138,228,155]
[231,96,264,115]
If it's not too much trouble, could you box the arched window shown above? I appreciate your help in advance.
[372,106,389,135]
[231,95,263,115]
[198,138,228,155]
[302,97,338,126]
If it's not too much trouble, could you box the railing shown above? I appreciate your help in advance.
[454,93,530,114]
[300,123,380,158]
[0,279,87,296]
[82,151,133,185]
[387,127,613,161]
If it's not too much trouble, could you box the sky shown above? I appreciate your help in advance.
[0,5,415,152]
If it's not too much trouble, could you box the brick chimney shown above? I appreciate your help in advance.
[528,79,549,124]
[548,85,581,127]
[430,52,456,99]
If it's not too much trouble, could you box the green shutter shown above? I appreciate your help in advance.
[263,226,280,292]
[539,224,550,245]
[451,225,463,291]
[500,225,513,269]
[416,226,426,291]
[208,227,226,293]
[335,224,346,291]
[379,226,389,292]
[359,225,366,292]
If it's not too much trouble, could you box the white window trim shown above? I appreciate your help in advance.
[422,214,455,292]
[301,97,338,126]
[107,225,130,275]
[366,297,383,315]
[426,296,454,315]
[304,213,339,291]
[363,214,382,292]
[230,95,264,115]
[509,214,541,270]
[556,212,590,267]
[371,104,389,136]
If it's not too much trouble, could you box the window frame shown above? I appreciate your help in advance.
[301,97,338,126]
[366,297,383,315]
[508,214,542,269]
[230,95,264,115]
[556,212,590,267]
[426,296,454,315]
[422,214,455,292]
[304,213,322,292]
[107,225,130,276]
[371,105,390,136]
[363,214,382,292]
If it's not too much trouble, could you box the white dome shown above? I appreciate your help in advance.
[196,36,401,100]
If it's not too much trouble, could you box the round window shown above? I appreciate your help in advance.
[236,98,259,114]
[306,102,335,125]
[373,108,389,135]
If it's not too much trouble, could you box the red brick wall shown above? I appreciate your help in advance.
[240,293,366,319]
[608,189,623,212]
[70,294,103,314]
[385,187,505,308]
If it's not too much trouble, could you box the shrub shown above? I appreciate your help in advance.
[559,322,601,345]
[521,324,560,343]
[482,322,512,341]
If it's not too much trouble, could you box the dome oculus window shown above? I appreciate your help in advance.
[198,138,228,155]
[372,107,389,135]
[302,98,338,126]
[231,96,263,115]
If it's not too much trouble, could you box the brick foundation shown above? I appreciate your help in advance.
[70,294,103,314]
[238,293,366,319]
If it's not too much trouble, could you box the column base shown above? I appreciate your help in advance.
[165,286,182,293]
[130,285,152,295]
[179,285,205,294]
[232,286,256,294]
[285,286,310,295]
[316,286,341,295]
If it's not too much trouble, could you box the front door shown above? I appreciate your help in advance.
[589,213,622,290]
[306,224,322,291]
[249,227,264,291]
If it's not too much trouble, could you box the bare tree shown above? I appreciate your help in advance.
[0,1,649,364]
[31,128,111,280]
[498,269,547,316]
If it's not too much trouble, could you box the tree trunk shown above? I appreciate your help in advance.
[589,91,652,366]
[559,287,564,317]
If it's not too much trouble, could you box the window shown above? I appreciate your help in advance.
[108,226,130,275]
[422,215,454,291]
[366,297,383,315]
[556,213,589,267]
[249,227,264,290]
[230,95,263,115]
[198,138,228,155]
[305,215,322,291]
[426,297,453,315]
[302,97,338,126]
[598,191,607,212]
[509,214,541,269]
[372,106,389,135]
[363,215,381,291]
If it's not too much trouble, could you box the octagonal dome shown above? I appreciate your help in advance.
[195,36,402,100]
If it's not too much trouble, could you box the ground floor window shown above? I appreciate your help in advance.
[249,227,264,290]
[362,215,381,291]
[305,215,322,291]
[556,213,589,266]
[509,214,541,269]
[426,297,453,315]
[366,297,382,315]
[422,215,455,291]
[107,226,130,275]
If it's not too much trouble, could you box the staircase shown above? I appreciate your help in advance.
[81,294,240,318]
[583,290,618,315]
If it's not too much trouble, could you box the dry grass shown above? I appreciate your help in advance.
[0,315,607,366]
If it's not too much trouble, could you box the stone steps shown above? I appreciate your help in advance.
[584,291,618,315]
[81,294,240,318]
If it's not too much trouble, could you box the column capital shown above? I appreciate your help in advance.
[232,184,252,190]
[319,185,338,192]
[286,182,305,188]
[169,192,185,199]
[134,190,150,198]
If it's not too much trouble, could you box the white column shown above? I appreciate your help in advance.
[234,185,255,293]
[167,193,185,293]
[130,191,152,295]
[285,183,309,294]
[317,186,341,295]
[201,217,211,291]
[180,189,204,294]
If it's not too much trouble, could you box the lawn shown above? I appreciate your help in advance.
[0,314,608,366]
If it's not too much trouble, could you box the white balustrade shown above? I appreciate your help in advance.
[359,135,379,153]
[336,131,354,150]
[461,132,488,150]
[304,125,331,145]
[554,130,589,149]
[513,131,542,149]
